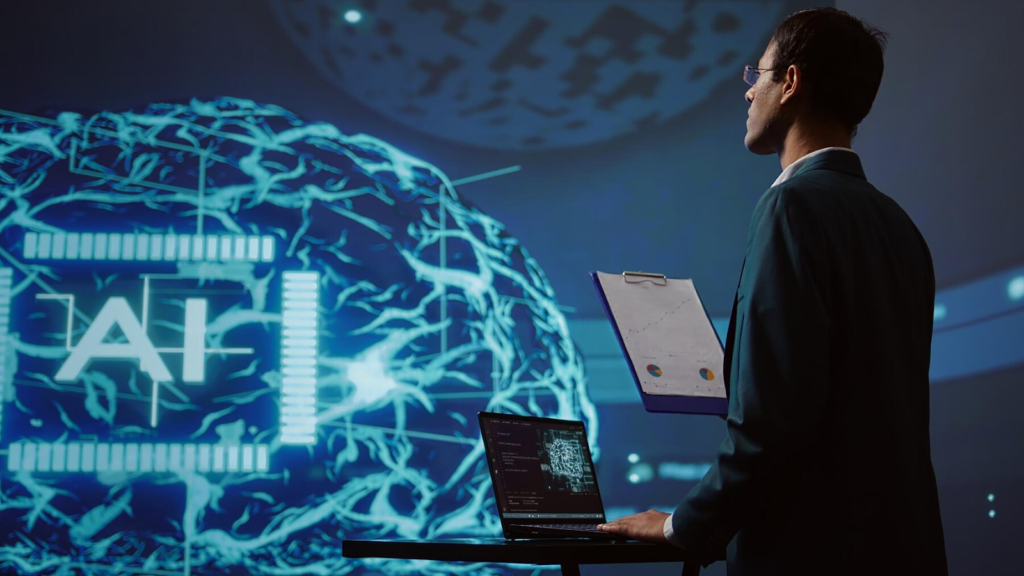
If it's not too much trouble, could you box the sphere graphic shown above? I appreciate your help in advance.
[268,0,797,149]
[0,98,595,574]
[700,368,715,381]
[647,364,662,377]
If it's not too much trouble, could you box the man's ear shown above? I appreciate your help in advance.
[779,64,803,106]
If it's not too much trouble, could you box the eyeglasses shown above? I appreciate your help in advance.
[743,65,774,87]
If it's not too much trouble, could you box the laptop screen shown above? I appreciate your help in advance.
[479,412,605,522]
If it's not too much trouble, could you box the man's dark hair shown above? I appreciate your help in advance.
[770,8,889,136]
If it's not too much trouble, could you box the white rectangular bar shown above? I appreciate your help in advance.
[168,444,182,472]
[23,232,38,259]
[165,235,177,260]
[38,233,52,259]
[81,233,94,259]
[247,237,260,260]
[197,444,211,472]
[121,234,135,260]
[256,444,269,472]
[179,236,191,261]
[205,236,218,260]
[261,236,274,261]
[22,443,37,471]
[94,233,108,259]
[226,445,240,472]
[66,233,80,259]
[234,236,247,261]
[155,444,169,472]
[107,233,121,260]
[36,443,51,472]
[183,300,207,383]
[51,233,66,259]
[151,234,163,260]
[109,443,124,471]
[125,443,139,471]
[15,442,268,475]
[140,443,154,472]
[183,443,197,470]
[241,445,254,471]
[81,443,96,472]
[95,443,110,471]
[8,442,22,471]
[220,236,232,260]
[52,443,66,472]
[67,443,81,472]
[212,445,226,472]
[136,235,149,260]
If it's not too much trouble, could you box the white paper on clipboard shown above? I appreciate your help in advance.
[596,271,726,398]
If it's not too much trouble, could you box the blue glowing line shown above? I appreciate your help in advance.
[0,98,595,575]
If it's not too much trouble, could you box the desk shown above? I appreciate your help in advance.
[342,538,700,576]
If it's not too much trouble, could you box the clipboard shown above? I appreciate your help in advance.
[591,271,727,415]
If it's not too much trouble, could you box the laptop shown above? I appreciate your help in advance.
[478,411,624,540]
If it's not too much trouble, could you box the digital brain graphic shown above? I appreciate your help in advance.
[0,98,595,574]
[547,439,584,480]
[269,0,794,149]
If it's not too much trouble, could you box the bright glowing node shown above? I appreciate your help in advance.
[627,453,640,464]
[988,510,996,518]
[1008,276,1024,300]
[344,9,362,24]
[988,493,995,502]
[628,473,640,484]
[933,303,946,322]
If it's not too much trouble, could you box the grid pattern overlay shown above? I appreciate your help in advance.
[22,232,276,263]
[279,271,320,445]
[6,442,270,473]
[0,268,10,444]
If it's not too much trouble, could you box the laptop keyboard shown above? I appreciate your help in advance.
[522,523,602,532]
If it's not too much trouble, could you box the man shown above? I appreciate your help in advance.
[597,8,947,575]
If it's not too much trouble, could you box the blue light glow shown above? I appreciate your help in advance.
[626,463,654,484]
[344,9,362,24]
[627,452,640,464]
[658,462,713,481]
[0,99,596,574]
[1008,276,1024,300]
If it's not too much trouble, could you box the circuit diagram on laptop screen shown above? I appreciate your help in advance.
[539,429,598,493]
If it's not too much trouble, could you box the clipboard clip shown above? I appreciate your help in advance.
[622,270,667,286]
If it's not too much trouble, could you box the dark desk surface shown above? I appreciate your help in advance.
[343,538,691,565]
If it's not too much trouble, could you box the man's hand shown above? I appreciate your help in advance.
[597,509,671,543]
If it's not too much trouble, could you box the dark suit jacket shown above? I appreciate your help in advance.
[671,150,948,575]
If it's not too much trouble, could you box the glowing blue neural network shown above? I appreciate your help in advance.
[0,98,596,574]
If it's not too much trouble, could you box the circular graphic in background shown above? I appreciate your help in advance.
[647,364,663,377]
[700,368,715,381]
[268,0,797,150]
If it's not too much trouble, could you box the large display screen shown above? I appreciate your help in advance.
[0,99,595,574]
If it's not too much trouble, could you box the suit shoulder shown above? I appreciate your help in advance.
[754,180,817,219]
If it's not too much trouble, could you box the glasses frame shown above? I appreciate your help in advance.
[743,65,776,87]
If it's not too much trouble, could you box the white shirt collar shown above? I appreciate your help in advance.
[771,146,857,187]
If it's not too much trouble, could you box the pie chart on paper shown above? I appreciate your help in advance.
[700,368,715,381]
[647,364,663,377]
